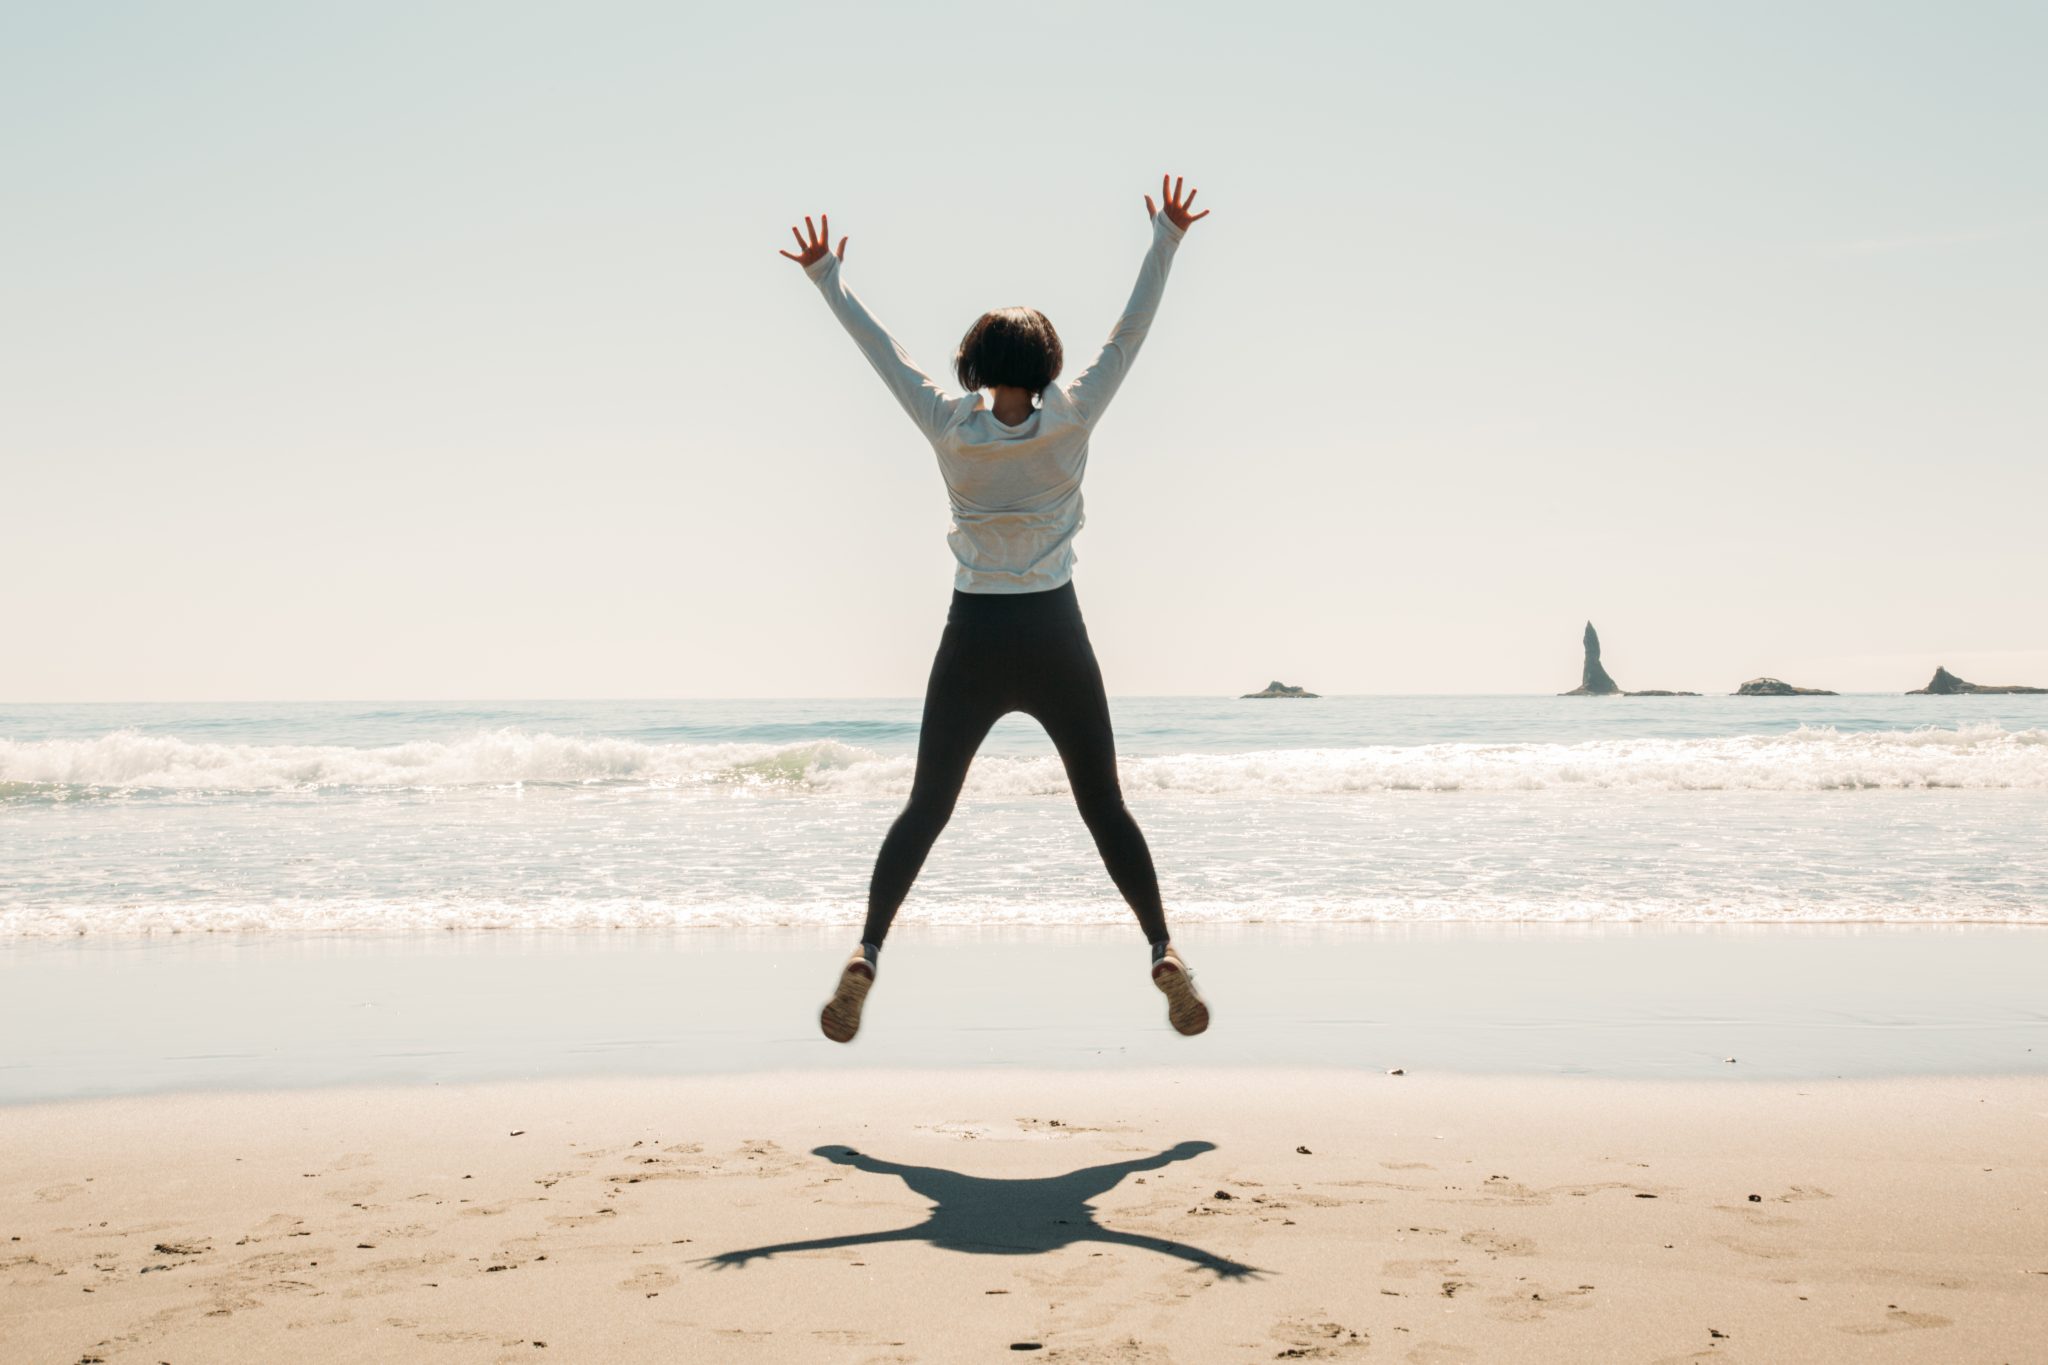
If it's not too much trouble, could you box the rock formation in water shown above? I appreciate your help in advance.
[1907,666,2047,695]
[1561,622,1621,695]
[1735,677,1838,696]
[1559,622,1698,696]
[1241,680,1320,699]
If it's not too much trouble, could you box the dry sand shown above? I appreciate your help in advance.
[3,1070,2045,1363]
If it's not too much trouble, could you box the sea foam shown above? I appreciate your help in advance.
[2,723,2045,797]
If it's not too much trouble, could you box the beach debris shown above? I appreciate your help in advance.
[1009,1345,1043,1352]
[1387,1067,1405,1076]
[1635,1193,1658,1199]
[1724,1057,1738,1064]
[510,1130,525,1137]
[1747,1194,1762,1203]
[152,1241,207,1256]
[1709,1328,1729,1338]
[1296,1145,1313,1155]
[1213,1189,1235,1200]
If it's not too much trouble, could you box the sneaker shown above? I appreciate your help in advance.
[819,948,875,1043]
[1150,945,1210,1036]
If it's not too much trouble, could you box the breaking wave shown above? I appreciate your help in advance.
[3,724,2046,799]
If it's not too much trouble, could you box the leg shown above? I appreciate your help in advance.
[1026,626,1170,946]
[862,626,1006,948]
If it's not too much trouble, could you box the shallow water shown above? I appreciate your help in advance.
[3,697,2044,933]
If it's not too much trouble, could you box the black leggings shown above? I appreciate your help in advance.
[864,581,1169,948]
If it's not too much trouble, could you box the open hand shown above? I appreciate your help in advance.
[779,214,846,267]
[1144,175,1209,232]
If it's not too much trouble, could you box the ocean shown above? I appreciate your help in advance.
[3,696,2044,937]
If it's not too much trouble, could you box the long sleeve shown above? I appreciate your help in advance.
[1063,211,1187,426]
[804,251,958,443]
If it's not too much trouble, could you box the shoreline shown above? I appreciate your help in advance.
[4,924,2044,1104]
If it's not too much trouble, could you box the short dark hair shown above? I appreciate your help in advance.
[954,307,1063,395]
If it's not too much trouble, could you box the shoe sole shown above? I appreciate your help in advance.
[1152,962,1210,1036]
[820,964,873,1043]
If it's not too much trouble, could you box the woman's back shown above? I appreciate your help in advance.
[796,207,1191,594]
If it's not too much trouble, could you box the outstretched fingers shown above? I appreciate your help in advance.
[1159,173,1209,225]
[778,212,841,263]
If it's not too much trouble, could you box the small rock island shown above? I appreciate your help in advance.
[1735,677,1838,696]
[1907,667,2047,696]
[1560,622,1698,697]
[1241,680,1320,699]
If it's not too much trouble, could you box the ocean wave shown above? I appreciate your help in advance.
[2,723,2045,798]
[4,894,2043,937]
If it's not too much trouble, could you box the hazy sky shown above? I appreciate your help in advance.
[5,1,2043,700]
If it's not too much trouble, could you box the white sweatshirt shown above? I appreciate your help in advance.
[805,212,1187,594]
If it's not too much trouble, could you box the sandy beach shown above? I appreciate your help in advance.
[5,1069,2045,1363]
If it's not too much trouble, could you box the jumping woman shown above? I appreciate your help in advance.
[780,174,1211,1044]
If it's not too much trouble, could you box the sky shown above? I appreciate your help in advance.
[4,0,2044,700]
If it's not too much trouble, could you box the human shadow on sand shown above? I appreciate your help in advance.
[702,1139,1261,1279]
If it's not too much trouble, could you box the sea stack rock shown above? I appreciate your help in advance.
[1561,622,1621,696]
[1241,680,1320,699]
[1907,666,2047,696]
[1560,622,1698,696]
[1735,677,1838,696]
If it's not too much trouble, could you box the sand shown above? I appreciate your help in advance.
[4,1070,2045,1363]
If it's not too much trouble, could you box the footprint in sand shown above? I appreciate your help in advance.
[546,1207,617,1229]
[1458,1230,1535,1258]
[620,1265,678,1296]
[1713,1236,1801,1261]
[1485,1281,1596,1323]
[1777,1185,1834,1202]
[1380,1257,1460,1280]
[34,1183,87,1203]
[244,1214,307,1241]
[1404,1342,1477,1364]
[370,1223,434,1241]
[1838,1308,1952,1336]
[1267,1316,1369,1358]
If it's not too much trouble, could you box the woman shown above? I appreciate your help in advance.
[780,175,1211,1043]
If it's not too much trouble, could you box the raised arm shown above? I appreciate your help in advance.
[1065,174,1210,426]
[781,213,957,443]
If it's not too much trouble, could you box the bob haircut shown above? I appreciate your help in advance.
[954,307,1063,396]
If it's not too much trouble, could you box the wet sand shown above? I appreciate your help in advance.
[4,924,2045,1102]
[4,1070,2045,1363]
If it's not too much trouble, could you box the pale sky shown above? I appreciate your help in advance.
[5,1,2044,701]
